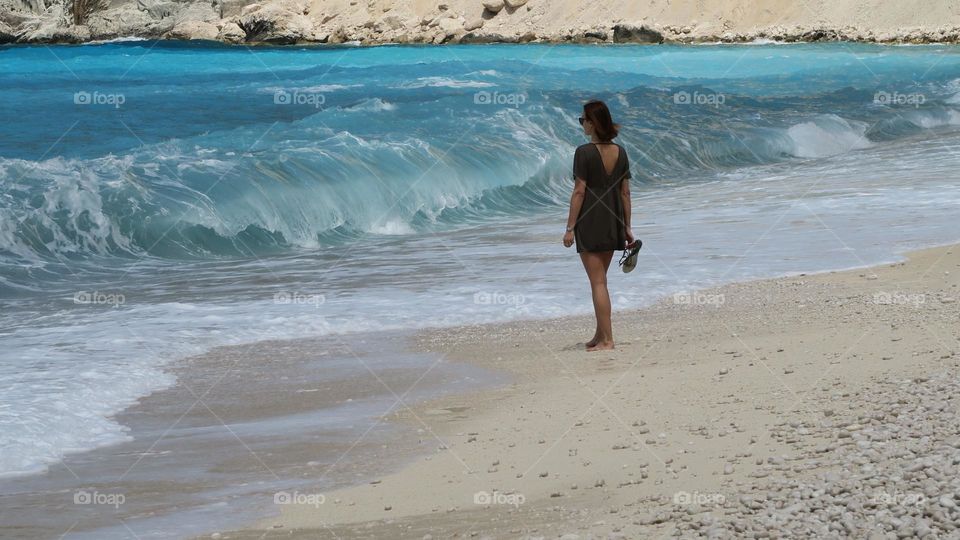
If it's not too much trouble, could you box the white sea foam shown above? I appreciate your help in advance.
[785,115,872,158]
[466,69,499,76]
[367,218,415,235]
[394,76,495,89]
[343,98,397,112]
[89,36,150,44]
[260,84,362,93]
[903,108,960,127]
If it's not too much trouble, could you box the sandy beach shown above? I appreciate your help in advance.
[199,242,960,538]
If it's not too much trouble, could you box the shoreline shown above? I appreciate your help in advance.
[10,36,960,48]
[7,29,960,47]
[218,241,959,538]
[0,332,502,539]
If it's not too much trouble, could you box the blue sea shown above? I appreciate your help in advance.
[1,40,960,512]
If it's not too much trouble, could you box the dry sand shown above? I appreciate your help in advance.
[211,242,960,538]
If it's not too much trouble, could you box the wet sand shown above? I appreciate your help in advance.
[0,333,498,539]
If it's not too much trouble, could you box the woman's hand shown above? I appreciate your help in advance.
[563,230,575,248]
[625,228,635,247]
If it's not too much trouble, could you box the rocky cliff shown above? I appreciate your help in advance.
[2,0,959,45]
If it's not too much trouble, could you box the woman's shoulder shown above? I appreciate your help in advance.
[574,142,626,154]
[575,143,595,153]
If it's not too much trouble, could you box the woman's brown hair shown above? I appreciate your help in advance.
[583,100,620,141]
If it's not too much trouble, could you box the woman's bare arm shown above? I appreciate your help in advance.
[562,178,587,247]
[567,178,587,230]
[620,176,633,242]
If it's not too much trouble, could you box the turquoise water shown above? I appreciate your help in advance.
[2,41,960,488]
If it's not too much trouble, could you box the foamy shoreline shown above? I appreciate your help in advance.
[215,242,960,538]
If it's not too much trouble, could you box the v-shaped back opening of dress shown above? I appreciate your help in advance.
[592,142,621,177]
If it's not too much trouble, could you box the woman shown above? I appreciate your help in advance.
[562,100,634,351]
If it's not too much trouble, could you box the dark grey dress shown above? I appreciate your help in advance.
[572,142,631,253]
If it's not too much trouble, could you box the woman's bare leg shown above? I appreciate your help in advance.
[579,251,615,351]
[580,253,600,347]
[586,329,600,348]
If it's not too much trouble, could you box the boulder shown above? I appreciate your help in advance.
[0,20,18,43]
[84,3,158,40]
[612,23,663,43]
[379,13,406,30]
[437,16,462,35]
[482,0,504,13]
[137,0,179,20]
[166,19,219,40]
[22,24,91,43]
[240,3,262,16]
[801,28,834,41]
[504,0,527,7]
[464,16,483,31]
[460,31,515,43]
[177,1,220,22]
[573,28,607,42]
[17,4,89,43]
[218,0,250,18]
[238,4,314,43]
[216,21,245,42]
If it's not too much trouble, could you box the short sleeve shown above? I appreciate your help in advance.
[573,145,589,181]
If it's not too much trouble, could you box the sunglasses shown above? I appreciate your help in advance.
[578,116,586,125]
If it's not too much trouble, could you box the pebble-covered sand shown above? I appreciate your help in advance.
[645,370,960,539]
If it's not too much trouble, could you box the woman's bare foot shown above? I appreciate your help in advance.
[585,332,600,348]
[586,341,614,352]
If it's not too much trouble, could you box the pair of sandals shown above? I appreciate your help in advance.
[619,239,642,273]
